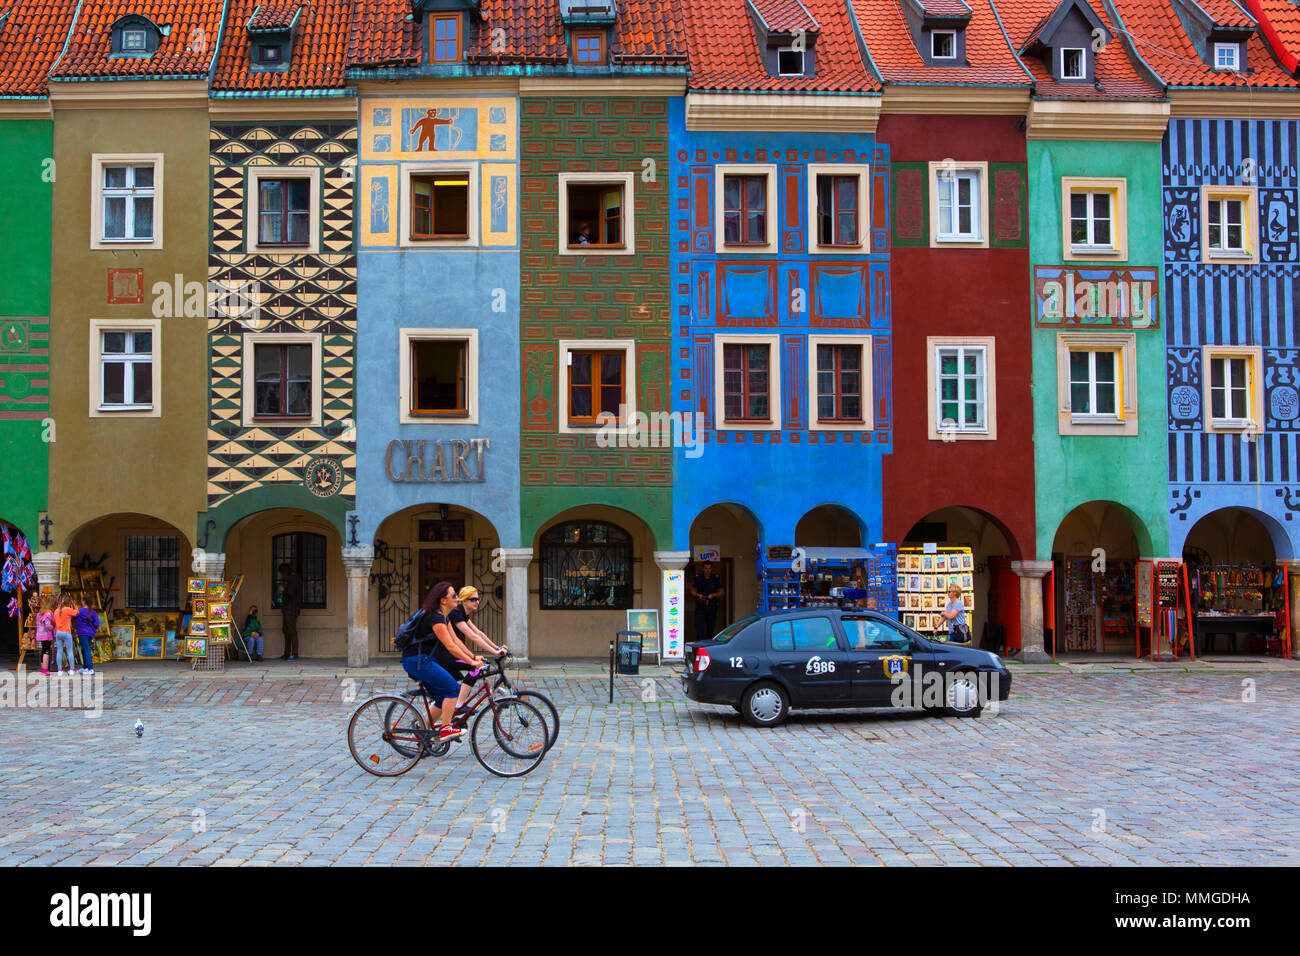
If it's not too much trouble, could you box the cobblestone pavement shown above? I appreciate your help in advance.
[1,670,1297,866]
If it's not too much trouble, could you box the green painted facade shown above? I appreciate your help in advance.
[0,118,52,539]
[518,95,674,548]
[1028,138,1167,559]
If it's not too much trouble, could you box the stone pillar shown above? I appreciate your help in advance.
[499,548,533,664]
[191,551,227,581]
[342,545,375,669]
[33,551,66,591]
[1289,560,1300,660]
[655,551,691,660]
[1011,560,1054,663]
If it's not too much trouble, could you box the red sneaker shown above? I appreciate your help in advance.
[437,725,464,741]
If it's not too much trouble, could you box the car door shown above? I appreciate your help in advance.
[768,615,852,703]
[842,615,923,705]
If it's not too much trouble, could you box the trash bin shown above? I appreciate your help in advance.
[615,630,642,675]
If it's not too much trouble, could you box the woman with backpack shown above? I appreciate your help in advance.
[398,581,484,742]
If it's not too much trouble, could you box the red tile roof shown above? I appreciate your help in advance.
[49,0,227,79]
[0,0,78,95]
[1109,0,1298,87]
[749,0,819,33]
[1245,0,1300,73]
[214,0,349,89]
[1192,0,1254,28]
[246,0,300,31]
[918,0,975,16]
[854,0,1032,86]
[682,0,878,91]
[346,0,417,67]
[997,0,1163,97]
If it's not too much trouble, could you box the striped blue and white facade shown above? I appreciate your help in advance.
[1162,119,1300,559]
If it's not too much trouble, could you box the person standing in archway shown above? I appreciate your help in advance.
[691,560,724,642]
[277,562,302,661]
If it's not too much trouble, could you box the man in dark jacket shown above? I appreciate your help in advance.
[278,562,303,660]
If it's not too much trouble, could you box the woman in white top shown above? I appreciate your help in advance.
[939,583,970,643]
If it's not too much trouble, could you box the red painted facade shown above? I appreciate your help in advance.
[878,114,1035,561]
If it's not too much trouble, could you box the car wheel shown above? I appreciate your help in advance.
[740,681,789,728]
[942,671,984,718]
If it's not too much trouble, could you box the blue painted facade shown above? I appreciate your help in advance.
[1163,118,1300,559]
[669,99,893,550]
[353,93,523,549]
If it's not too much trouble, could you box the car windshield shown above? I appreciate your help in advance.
[705,614,761,644]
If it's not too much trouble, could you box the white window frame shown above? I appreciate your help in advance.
[1214,42,1239,71]
[400,162,480,248]
[808,334,873,432]
[91,153,163,250]
[398,328,480,426]
[931,30,956,59]
[1060,47,1086,79]
[1056,331,1137,436]
[927,336,997,441]
[714,333,781,432]
[246,166,321,255]
[1201,185,1257,263]
[1202,345,1263,434]
[807,163,870,252]
[776,47,804,75]
[928,160,988,248]
[121,28,148,51]
[714,164,779,255]
[88,319,162,418]
[558,171,636,256]
[1062,176,1127,260]
[557,338,637,434]
[241,333,323,427]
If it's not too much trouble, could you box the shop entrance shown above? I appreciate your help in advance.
[1051,502,1146,654]
[687,503,761,640]
[795,505,863,548]
[901,506,1019,652]
[418,548,466,601]
[1182,507,1291,656]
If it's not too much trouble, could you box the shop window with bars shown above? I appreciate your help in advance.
[125,534,180,609]
[539,522,632,609]
[272,532,327,609]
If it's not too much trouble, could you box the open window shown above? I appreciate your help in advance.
[401,166,477,246]
[399,329,479,424]
[559,173,635,255]
[808,164,869,251]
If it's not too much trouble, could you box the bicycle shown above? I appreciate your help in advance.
[348,660,549,778]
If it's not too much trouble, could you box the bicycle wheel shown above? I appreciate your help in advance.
[349,696,425,777]
[497,688,560,754]
[392,694,451,758]
[471,698,548,778]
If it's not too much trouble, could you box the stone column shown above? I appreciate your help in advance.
[33,551,66,592]
[191,551,227,582]
[1012,560,1054,663]
[498,548,533,664]
[655,551,691,660]
[342,545,374,669]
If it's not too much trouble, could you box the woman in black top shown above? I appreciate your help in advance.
[400,581,484,741]
[442,585,508,713]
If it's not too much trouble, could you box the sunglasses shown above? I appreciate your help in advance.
[467,596,481,603]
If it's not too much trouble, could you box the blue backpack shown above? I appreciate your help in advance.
[393,609,426,653]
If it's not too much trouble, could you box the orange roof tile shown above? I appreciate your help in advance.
[749,0,819,33]
[682,0,878,91]
[1109,0,1298,87]
[214,0,348,90]
[246,0,300,30]
[918,0,975,16]
[0,0,78,95]
[346,0,417,67]
[854,0,1032,86]
[49,0,227,79]
[1192,0,1254,28]
[996,0,1163,97]
[1245,0,1300,72]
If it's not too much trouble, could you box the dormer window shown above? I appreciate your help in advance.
[429,13,462,62]
[122,29,147,51]
[931,30,955,59]
[246,3,302,72]
[256,43,283,64]
[110,15,161,56]
[1214,42,1239,71]
[1060,47,1086,79]
[777,47,803,75]
[747,0,819,78]
[572,30,606,65]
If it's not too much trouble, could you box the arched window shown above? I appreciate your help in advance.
[539,521,632,609]
[272,532,327,609]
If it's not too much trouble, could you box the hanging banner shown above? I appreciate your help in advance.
[661,570,685,661]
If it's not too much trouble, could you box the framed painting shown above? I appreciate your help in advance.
[179,613,193,634]
[192,598,207,619]
[207,582,230,602]
[208,602,231,623]
[185,638,207,658]
[208,622,231,645]
[188,577,207,594]
[189,621,207,637]
[164,629,184,657]
[110,624,135,660]
[135,634,163,659]
[92,636,114,664]
[80,569,105,590]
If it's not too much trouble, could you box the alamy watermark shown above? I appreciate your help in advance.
[595,404,705,459]
[0,672,104,718]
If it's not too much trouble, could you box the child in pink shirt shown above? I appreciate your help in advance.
[35,593,55,675]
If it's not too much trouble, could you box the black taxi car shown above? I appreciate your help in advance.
[680,607,1011,726]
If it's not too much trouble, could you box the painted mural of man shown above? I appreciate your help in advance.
[409,108,453,151]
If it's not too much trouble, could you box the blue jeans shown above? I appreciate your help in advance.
[54,632,74,671]
[246,634,263,655]
[401,652,459,702]
[77,633,94,671]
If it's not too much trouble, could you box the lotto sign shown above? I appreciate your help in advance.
[661,569,685,661]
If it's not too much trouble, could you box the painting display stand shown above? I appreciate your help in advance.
[896,546,973,639]
[191,643,225,672]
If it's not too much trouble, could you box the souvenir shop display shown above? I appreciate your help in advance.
[756,544,897,614]
[896,547,974,639]
[1190,563,1291,657]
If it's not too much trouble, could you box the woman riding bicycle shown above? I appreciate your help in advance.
[445,586,507,714]
[401,580,484,741]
